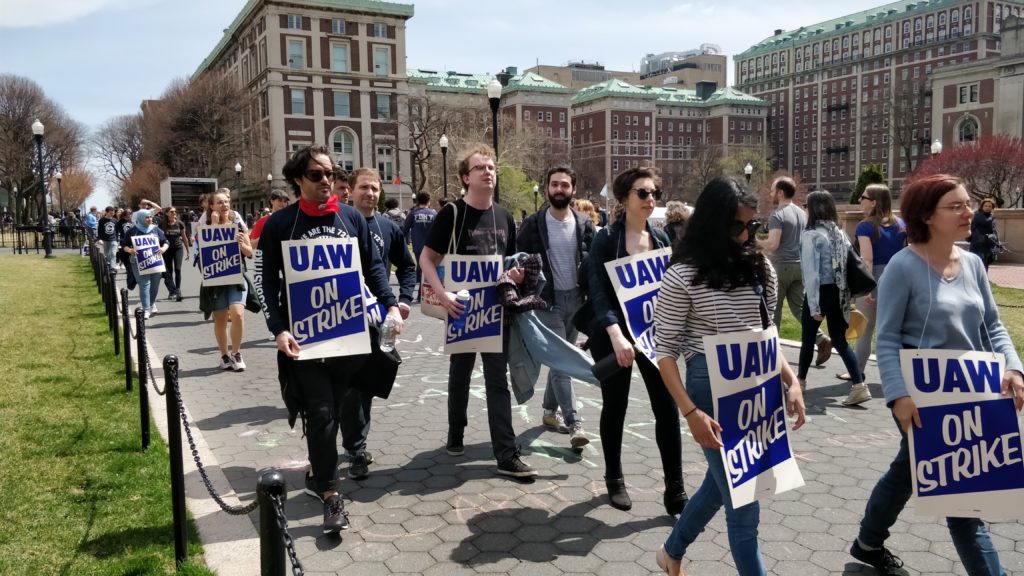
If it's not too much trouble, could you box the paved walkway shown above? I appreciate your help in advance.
[119,264,1024,576]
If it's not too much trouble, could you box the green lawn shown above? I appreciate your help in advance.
[0,256,213,575]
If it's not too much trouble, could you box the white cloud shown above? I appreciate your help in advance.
[0,0,143,28]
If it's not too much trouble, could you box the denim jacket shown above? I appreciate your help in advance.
[800,226,849,316]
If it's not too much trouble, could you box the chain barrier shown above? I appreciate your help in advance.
[124,308,166,395]
[271,493,306,576]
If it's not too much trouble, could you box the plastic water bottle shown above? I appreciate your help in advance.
[451,290,472,332]
[379,316,397,352]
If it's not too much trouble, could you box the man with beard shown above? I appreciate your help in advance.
[517,165,595,449]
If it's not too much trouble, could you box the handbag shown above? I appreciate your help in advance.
[846,245,876,299]
[845,306,868,340]
[420,202,458,320]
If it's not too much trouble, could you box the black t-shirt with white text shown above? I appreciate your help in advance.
[98,217,117,241]
[425,199,516,257]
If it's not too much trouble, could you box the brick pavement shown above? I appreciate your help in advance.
[123,266,1024,576]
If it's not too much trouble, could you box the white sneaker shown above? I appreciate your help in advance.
[150,306,159,314]
[143,310,152,320]
[219,354,233,370]
[842,383,872,406]
[231,352,246,371]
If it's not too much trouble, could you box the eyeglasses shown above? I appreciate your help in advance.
[631,187,662,201]
[936,201,974,215]
[729,219,760,237]
[860,195,874,201]
[304,170,335,182]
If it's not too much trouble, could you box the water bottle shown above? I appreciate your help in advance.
[379,316,397,352]
[451,290,472,332]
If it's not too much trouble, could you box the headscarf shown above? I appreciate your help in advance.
[133,209,156,233]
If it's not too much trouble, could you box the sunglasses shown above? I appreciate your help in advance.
[631,187,662,201]
[729,219,760,237]
[304,170,335,182]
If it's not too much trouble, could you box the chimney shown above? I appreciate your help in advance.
[696,81,717,100]
[774,29,783,36]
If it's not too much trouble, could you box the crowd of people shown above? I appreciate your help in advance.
[105,143,1023,576]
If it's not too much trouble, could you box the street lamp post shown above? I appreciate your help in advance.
[744,162,754,184]
[55,170,63,216]
[439,134,449,199]
[533,184,539,212]
[32,119,54,258]
[930,139,943,155]
[487,78,503,204]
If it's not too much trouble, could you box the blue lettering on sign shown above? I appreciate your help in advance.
[613,254,668,289]
[362,284,386,325]
[288,272,364,345]
[450,260,500,283]
[716,339,779,381]
[623,290,658,347]
[446,286,501,343]
[913,399,1024,496]
[289,243,354,272]
[201,242,242,279]
[200,227,236,243]
[911,358,1002,394]
[718,374,791,487]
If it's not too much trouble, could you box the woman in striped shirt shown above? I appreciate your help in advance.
[653,177,806,576]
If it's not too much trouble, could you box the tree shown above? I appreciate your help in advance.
[92,113,143,193]
[682,143,724,203]
[908,135,1024,207]
[121,161,167,207]
[890,80,930,175]
[495,165,538,220]
[50,168,94,213]
[850,164,885,203]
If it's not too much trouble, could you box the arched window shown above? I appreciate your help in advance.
[957,116,979,143]
[330,128,358,170]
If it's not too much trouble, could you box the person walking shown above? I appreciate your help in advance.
[120,209,168,319]
[204,190,252,371]
[159,206,191,302]
[403,192,437,302]
[969,197,999,272]
[850,174,1024,576]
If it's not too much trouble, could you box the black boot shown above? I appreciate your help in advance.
[605,476,632,511]
[664,479,688,516]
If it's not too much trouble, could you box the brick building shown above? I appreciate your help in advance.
[735,0,1024,198]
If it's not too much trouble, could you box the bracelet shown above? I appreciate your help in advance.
[683,406,698,418]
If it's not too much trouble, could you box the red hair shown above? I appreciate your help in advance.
[900,173,962,244]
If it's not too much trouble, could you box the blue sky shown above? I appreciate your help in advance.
[1,0,889,204]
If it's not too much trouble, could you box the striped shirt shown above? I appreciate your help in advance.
[654,261,778,362]
[545,210,578,290]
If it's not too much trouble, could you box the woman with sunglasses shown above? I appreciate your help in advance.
[204,189,253,371]
[797,191,869,405]
[839,185,906,382]
[159,205,191,302]
[586,167,687,516]
[653,176,805,576]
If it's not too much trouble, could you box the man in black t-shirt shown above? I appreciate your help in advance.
[419,143,537,478]
[97,207,118,270]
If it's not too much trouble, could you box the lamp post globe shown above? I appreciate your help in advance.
[55,170,63,215]
[439,133,449,200]
[930,139,943,155]
[487,78,503,204]
[744,162,754,184]
[31,119,54,258]
[533,184,539,211]
[234,162,242,190]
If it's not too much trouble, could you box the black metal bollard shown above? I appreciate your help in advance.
[135,308,147,393]
[111,272,119,354]
[258,470,288,576]
[163,354,188,567]
[122,289,133,392]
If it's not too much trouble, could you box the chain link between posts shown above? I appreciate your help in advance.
[272,494,305,576]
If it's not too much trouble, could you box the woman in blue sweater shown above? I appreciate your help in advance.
[850,174,1024,576]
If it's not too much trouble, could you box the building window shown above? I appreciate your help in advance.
[373,23,388,37]
[559,112,566,122]
[331,18,346,34]
[373,46,390,76]
[331,129,357,170]
[559,127,566,138]
[287,15,302,29]
[958,117,978,143]
[524,110,531,121]
[376,94,391,119]
[287,39,304,69]
[333,91,350,117]
[545,111,552,122]
[290,89,305,115]
[330,44,349,73]
[376,146,394,181]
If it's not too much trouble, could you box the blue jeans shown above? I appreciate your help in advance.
[130,260,161,312]
[534,288,582,425]
[858,421,1005,576]
[665,354,766,575]
[103,240,118,270]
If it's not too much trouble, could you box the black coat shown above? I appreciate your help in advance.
[516,207,595,303]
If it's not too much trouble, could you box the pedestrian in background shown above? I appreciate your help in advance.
[121,208,168,319]
[403,192,437,302]
[159,205,191,302]
[969,197,999,272]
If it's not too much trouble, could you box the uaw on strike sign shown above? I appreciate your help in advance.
[132,234,165,275]
[904,349,1024,519]
[443,255,503,354]
[199,225,244,286]
[604,247,672,366]
[283,238,369,360]
[705,327,804,508]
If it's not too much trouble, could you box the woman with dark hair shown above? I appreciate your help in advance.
[587,167,687,515]
[797,191,869,405]
[850,174,1023,575]
[160,205,191,302]
[663,200,690,245]
[969,197,999,272]
[841,184,907,381]
[653,177,805,575]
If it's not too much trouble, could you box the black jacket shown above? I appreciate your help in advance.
[517,207,595,303]
[367,213,416,304]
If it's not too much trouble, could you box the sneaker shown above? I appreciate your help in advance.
[542,410,569,434]
[497,454,538,478]
[303,473,322,502]
[176,293,183,302]
[219,354,233,370]
[347,450,371,480]
[446,431,465,456]
[849,540,910,576]
[143,310,152,320]
[814,336,832,366]
[150,306,159,315]
[569,421,589,448]
[842,383,872,406]
[231,352,246,371]
[322,494,350,534]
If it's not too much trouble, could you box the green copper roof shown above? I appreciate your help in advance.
[195,0,414,76]
[737,0,966,58]
[409,69,572,95]
[505,72,572,94]
[571,80,766,107]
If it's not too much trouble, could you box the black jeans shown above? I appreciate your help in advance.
[447,336,518,463]
[588,326,683,487]
[163,246,184,294]
[797,284,863,382]
[340,387,372,455]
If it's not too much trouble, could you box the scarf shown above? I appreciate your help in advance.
[819,221,851,322]
[133,209,156,233]
[298,194,340,217]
